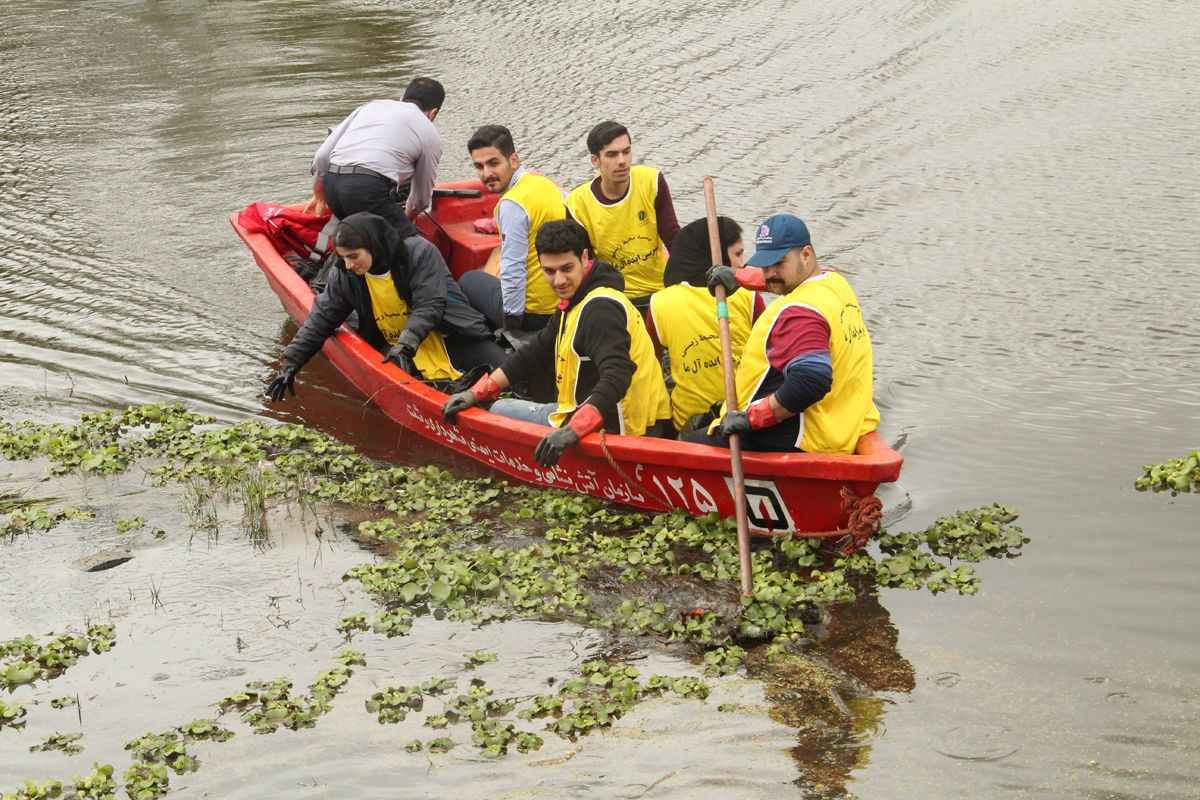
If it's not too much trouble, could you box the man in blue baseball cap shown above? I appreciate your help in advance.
[691,214,879,453]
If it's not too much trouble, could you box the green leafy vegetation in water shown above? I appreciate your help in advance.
[70,764,116,799]
[114,516,145,533]
[1,700,28,730]
[1136,451,1200,495]
[217,663,356,735]
[427,737,454,754]
[50,697,77,709]
[365,687,422,724]
[0,778,64,800]
[1,626,117,689]
[0,404,1032,797]
[1,502,93,539]
[702,644,746,676]
[122,720,234,798]
[463,650,498,668]
[546,660,711,739]
[30,732,83,755]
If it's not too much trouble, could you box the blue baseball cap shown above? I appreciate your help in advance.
[744,214,812,267]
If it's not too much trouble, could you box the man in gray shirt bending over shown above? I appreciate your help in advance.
[303,77,444,236]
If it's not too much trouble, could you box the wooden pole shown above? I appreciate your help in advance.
[702,177,754,598]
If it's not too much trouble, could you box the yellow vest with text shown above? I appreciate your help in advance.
[364,273,461,380]
[496,171,565,316]
[566,165,665,298]
[715,270,878,454]
[649,283,756,430]
[551,286,670,435]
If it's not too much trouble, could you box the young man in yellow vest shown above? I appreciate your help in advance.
[458,125,567,335]
[441,220,670,467]
[687,214,879,454]
[566,122,680,311]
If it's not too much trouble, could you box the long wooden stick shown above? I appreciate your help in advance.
[702,177,753,598]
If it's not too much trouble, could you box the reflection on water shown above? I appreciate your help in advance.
[2,0,1199,796]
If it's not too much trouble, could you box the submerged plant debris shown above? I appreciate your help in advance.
[1135,451,1200,495]
[0,404,1029,797]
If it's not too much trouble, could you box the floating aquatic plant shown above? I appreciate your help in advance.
[1136,451,1199,495]
[0,403,1033,793]
[1,700,27,730]
[30,732,83,755]
[1,626,116,689]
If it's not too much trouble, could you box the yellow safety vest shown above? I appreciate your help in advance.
[566,165,665,298]
[714,270,878,454]
[364,272,461,380]
[496,171,565,315]
[648,283,755,430]
[551,286,670,435]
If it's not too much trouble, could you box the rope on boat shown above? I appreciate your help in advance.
[833,487,884,554]
[596,429,675,508]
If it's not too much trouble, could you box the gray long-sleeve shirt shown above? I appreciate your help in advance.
[309,99,443,213]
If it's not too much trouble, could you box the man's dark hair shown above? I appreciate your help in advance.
[586,121,630,156]
[402,77,445,112]
[535,219,590,260]
[467,125,516,158]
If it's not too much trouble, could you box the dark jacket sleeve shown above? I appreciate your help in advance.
[282,270,355,367]
[574,297,635,418]
[401,236,449,343]
[499,314,559,384]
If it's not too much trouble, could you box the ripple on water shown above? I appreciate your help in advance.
[933,724,1021,762]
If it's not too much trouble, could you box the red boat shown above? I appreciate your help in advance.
[230,180,902,535]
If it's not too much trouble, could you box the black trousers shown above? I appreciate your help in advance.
[323,171,417,237]
[445,336,507,373]
[457,270,552,332]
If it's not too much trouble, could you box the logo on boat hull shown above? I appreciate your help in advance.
[725,478,794,531]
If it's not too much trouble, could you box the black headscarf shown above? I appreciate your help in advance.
[335,212,410,277]
[662,216,742,287]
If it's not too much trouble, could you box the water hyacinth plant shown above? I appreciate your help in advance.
[0,403,1032,797]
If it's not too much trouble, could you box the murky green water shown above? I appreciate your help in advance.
[2,0,1198,797]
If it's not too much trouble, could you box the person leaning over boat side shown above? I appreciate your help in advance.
[684,214,879,454]
[457,124,567,334]
[565,122,680,312]
[302,77,444,237]
[440,219,670,467]
[265,212,505,401]
[647,217,765,434]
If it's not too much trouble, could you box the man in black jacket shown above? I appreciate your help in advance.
[266,213,504,401]
[441,220,669,467]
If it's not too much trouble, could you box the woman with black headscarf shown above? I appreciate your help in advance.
[266,212,506,401]
[647,217,764,433]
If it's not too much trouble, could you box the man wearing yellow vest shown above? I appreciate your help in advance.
[686,214,879,454]
[566,122,680,310]
[441,220,670,467]
[458,125,567,335]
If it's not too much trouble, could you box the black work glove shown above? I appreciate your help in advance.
[382,329,422,376]
[705,265,739,297]
[532,404,602,467]
[266,360,299,402]
[533,426,580,467]
[441,391,479,424]
[716,410,752,438]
